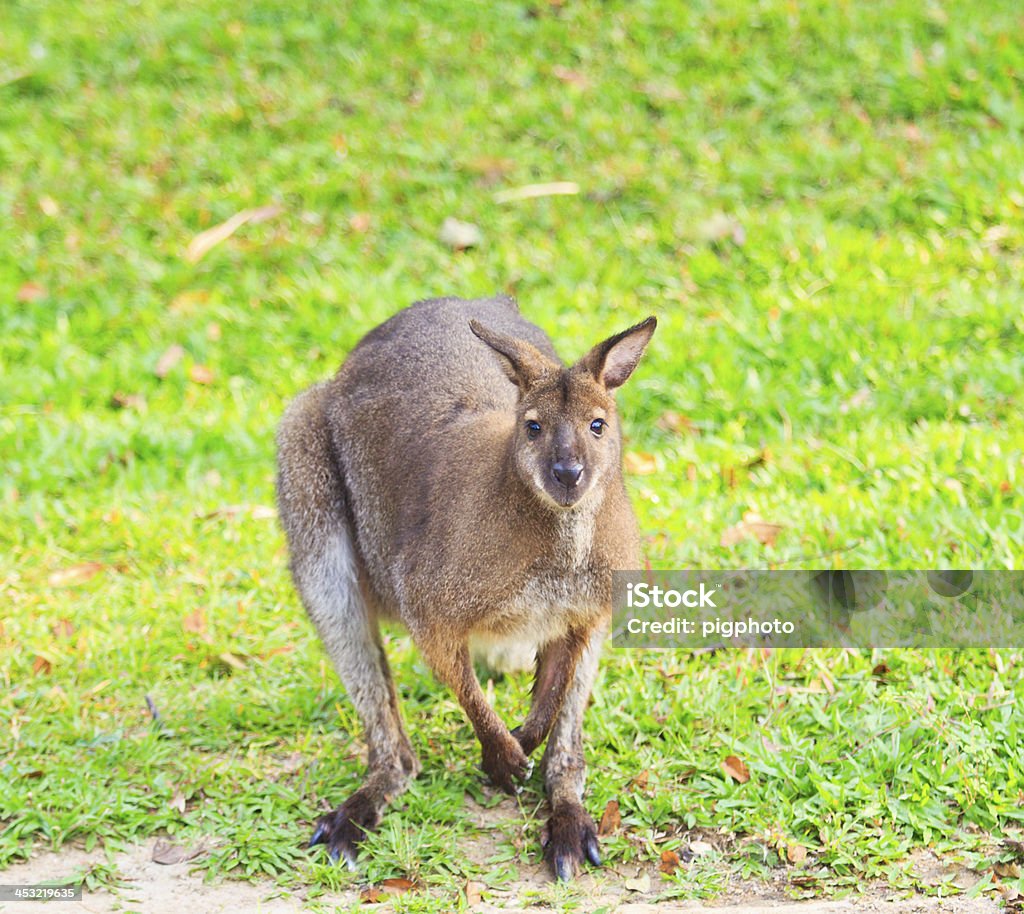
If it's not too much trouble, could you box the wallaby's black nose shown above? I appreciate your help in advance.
[552,461,584,488]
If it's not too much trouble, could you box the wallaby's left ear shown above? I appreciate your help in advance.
[578,316,657,390]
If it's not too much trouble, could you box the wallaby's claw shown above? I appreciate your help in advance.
[543,802,601,881]
[308,792,380,869]
[524,758,535,779]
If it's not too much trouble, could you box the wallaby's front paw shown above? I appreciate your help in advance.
[542,801,601,881]
[309,790,381,869]
[480,734,533,794]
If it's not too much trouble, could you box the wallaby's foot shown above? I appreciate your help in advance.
[480,731,534,794]
[543,800,601,881]
[309,789,381,869]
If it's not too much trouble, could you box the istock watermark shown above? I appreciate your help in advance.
[612,570,1024,649]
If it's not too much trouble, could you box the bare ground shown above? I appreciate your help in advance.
[0,798,1005,914]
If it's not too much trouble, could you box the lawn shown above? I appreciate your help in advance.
[2,0,1023,909]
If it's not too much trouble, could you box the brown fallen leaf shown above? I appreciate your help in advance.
[185,204,283,263]
[598,799,621,836]
[152,839,206,865]
[182,608,207,635]
[110,392,146,411]
[155,344,185,379]
[659,849,681,874]
[49,562,106,587]
[381,877,419,895]
[188,364,215,385]
[359,887,385,903]
[349,212,372,233]
[32,655,52,676]
[17,282,46,302]
[51,618,75,639]
[169,791,186,814]
[787,843,808,864]
[624,451,658,476]
[722,754,750,784]
[552,65,589,88]
[464,880,485,905]
[720,511,783,548]
[656,411,695,434]
[629,769,650,791]
[995,861,1022,879]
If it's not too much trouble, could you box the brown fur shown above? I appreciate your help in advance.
[276,295,655,878]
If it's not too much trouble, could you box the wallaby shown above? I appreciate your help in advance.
[276,295,656,880]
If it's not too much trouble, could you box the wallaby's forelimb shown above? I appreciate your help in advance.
[540,620,608,880]
[512,627,589,756]
[418,636,532,794]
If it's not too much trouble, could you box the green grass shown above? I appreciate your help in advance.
[2,0,1024,907]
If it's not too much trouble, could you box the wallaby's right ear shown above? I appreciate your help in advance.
[578,316,657,390]
[469,320,552,390]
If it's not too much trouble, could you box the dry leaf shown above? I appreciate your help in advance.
[787,843,808,864]
[439,217,482,250]
[464,880,485,905]
[111,392,145,411]
[720,511,783,548]
[656,411,695,434]
[182,608,207,635]
[188,364,215,385]
[49,562,105,587]
[994,861,1022,879]
[32,655,52,676]
[185,204,282,263]
[360,887,385,904]
[169,792,186,814]
[629,769,650,791]
[17,282,46,302]
[624,872,651,893]
[381,877,418,895]
[51,618,75,639]
[217,651,247,671]
[722,754,750,784]
[349,212,372,233]
[598,799,621,836]
[39,195,60,217]
[689,839,714,856]
[697,212,745,246]
[155,344,185,378]
[493,181,579,204]
[624,451,658,476]
[152,839,205,865]
[659,849,681,874]
[552,66,589,88]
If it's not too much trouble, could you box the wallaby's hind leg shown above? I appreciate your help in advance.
[539,621,608,881]
[277,385,419,867]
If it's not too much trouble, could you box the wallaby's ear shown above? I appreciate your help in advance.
[469,320,552,389]
[578,316,657,390]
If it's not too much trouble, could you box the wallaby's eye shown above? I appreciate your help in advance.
[590,418,606,437]
[526,420,542,440]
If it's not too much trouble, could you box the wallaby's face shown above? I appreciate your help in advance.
[511,372,618,508]
[470,316,657,512]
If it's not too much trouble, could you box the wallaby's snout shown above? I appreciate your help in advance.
[552,458,583,488]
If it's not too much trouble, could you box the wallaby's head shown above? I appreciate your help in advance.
[469,316,657,510]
